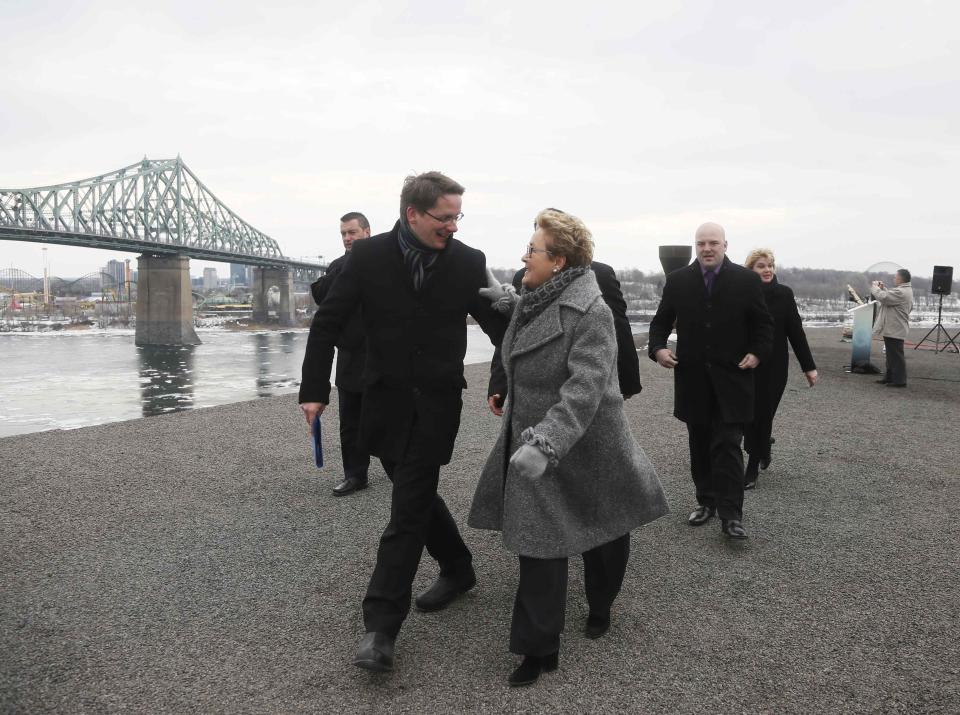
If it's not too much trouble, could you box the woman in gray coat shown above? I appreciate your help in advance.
[470,209,669,687]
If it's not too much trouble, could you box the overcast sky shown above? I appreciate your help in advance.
[2,0,957,281]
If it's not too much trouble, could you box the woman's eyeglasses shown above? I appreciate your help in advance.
[525,245,553,258]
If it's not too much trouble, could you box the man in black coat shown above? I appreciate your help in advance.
[299,172,508,672]
[310,212,377,496]
[648,223,773,539]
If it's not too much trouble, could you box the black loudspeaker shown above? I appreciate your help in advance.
[932,266,953,295]
[659,245,692,274]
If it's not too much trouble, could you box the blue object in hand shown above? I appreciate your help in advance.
[312,414,323,468]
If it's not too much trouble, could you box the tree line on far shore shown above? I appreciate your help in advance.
[490,266,950,303]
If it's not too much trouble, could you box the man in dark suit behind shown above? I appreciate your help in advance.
[299,172,508,672]
[648,223,773,539]
[310,212,376,496]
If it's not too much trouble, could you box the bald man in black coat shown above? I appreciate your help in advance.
[649,223,773,539]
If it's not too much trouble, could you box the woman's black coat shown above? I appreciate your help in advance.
[754,278,817,418]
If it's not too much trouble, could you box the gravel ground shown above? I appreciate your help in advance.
[1,327,958,714]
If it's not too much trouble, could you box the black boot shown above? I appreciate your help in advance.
[584,612,610,639]
[760,451,772,470]
[508,651,559,687]
[744,455,760,490]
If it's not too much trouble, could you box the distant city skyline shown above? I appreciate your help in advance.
[2,1,957,279]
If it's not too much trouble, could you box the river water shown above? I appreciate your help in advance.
[0,326,503,439]
[10,316,884,439]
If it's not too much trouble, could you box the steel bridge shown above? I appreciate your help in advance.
[0,158,324,343]
[0,156,322,279]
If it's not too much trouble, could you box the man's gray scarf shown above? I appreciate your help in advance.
[397,217,442,291]
[517,265,590,327]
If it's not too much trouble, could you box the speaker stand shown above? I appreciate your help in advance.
[914,294,959,353]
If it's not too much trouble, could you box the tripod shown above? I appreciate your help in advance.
[914,293,959,353]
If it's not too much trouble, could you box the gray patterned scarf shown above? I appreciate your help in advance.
[517,265,590,327]
[397,217,442,291]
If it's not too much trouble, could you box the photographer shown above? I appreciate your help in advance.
[870,269,914,387]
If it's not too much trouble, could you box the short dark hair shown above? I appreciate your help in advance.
[897,268,911,283]
[400,172,465,216]
[339,212,369,230]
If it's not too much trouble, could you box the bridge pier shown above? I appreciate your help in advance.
[251,267,296,327]
[135,254,201,346]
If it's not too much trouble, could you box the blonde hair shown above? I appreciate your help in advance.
[535,208,594,267]
[745,248,776,270]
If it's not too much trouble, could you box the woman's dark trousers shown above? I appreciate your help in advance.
[743,367,786,461]
[361,430,473,639]
[510,534,630,656]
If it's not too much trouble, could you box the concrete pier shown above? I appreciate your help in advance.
[251,266,296,327]
[1,328,957,713]
[134,254,201,346]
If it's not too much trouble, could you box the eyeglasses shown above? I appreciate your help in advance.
[525,245,554,258]
[422,209,464,225]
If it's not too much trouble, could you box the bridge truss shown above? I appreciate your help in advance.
[0,157,321,277]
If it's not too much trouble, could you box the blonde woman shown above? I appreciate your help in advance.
[743,249,818,488]
[471,209,668,686]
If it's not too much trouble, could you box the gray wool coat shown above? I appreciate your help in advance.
[468,271,669,558]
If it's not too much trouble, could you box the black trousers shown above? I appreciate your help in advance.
[510,534,630,657]
[883,337,907,386]
[337,387,370,483]
[687,419,745,521]
[361,429,473,638]
[743,370,786,461]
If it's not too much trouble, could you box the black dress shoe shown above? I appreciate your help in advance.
[508,652,559,687]
[584,613,610,639]
[414,570,477,612]
[759,454,771,471]
[687,505,716,526]
[352,632,395,672]
[721,519,748,539]
[332,477,368,496]
[886,383,907,388]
